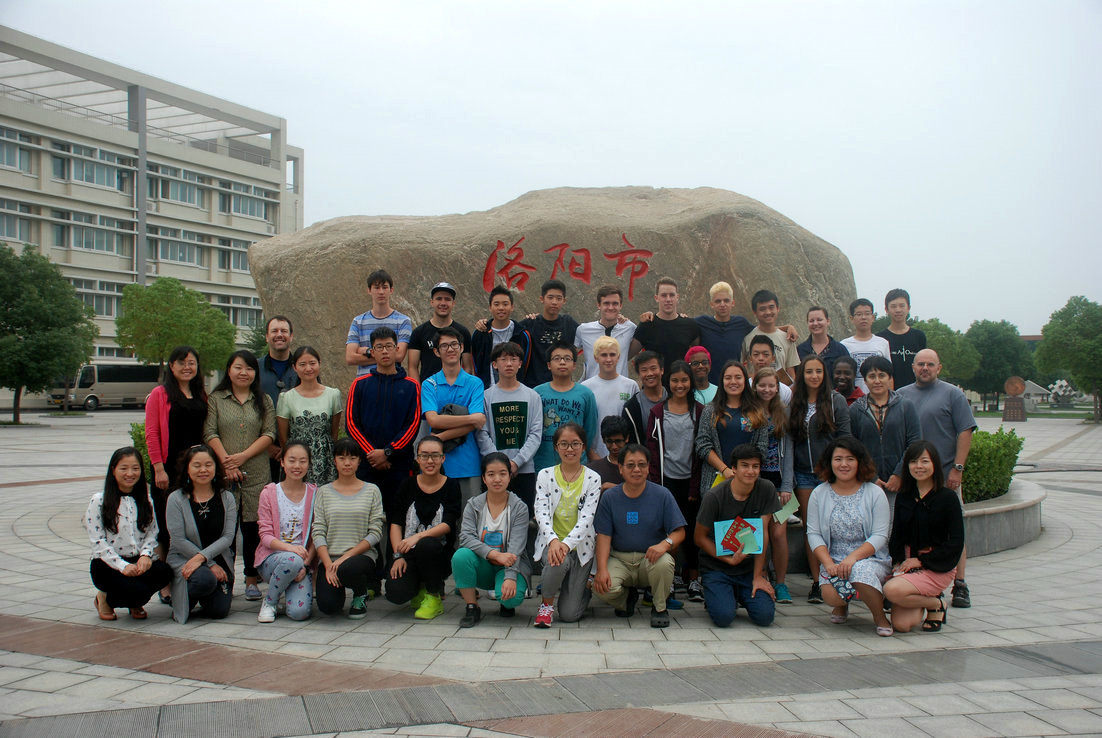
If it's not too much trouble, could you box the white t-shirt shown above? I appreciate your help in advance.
[574,320,636,380]
[581,374,639,457]
[840,335,891,392]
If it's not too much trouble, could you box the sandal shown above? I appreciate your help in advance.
[923,595,948,632]
[94,593,116,621]
[129,607,148,620]
[876,625,894,637]
[829,606,848,624]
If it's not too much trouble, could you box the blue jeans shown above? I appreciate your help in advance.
[701,569,775,627]
[794,470,820,489]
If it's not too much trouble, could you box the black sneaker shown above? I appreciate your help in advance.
[615,587,639,617]
[499,604,515,618]
[808,583,823,604]
[459,603,482,628]
[951,580,971,608]
[686,579,705,603]
[650,608,670,628]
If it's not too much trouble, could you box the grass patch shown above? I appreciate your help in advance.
[46,411,88,417]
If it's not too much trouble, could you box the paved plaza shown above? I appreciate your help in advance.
[0,411,1099,737]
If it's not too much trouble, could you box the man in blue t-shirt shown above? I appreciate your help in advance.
[421,325,486,506]
[533,342,598,472]
[592,444,687,628]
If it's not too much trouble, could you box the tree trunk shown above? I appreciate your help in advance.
[62,376,72,413]
[994,391,1000,412]
[12,386,22,424]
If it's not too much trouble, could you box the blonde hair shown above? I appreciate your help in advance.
[753,367,788,437]
[709,281,734,300]
[593,336,621,356]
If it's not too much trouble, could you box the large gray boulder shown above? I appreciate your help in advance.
[249,186,855,388]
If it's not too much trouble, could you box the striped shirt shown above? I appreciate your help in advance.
[311,482,385,560]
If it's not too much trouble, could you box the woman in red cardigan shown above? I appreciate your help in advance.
[145,346,207,604]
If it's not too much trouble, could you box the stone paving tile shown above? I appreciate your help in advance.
[1031,708,1102,734]
[968,710,1069,736]
[1015,687,1102,709]
[840,717,932,738]
[900,715,994,737]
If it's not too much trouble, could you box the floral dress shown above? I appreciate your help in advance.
[276,386,342,485]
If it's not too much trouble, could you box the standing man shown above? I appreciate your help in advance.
[581,336,639,459]
[346,269,413,376]
[471,285,532,388]
[695,281,754,385]
[694,444,779,628]
[421,326,487,506]
[477,341,543,517]
[621,351,666,445]
[686,346,717,405]
[574,285,636,381]
[877,288,926,388]
[630,277,700,374]
[346,327,422,501]
[897,348,976,608]
[407,282,474,380]
[533,342,599,472]
[840,298,891,393]
[519,280,579,388]
[257,315,299,481]
[743,290,801,385]
[592,444,687,628]
[588,417,629,491]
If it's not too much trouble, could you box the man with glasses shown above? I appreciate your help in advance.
[592,444,686,628]
[840,298,891,393]
[533,342,598,473]
[422,325,486,506]
[346,326,422,501]
[477,341,543,517]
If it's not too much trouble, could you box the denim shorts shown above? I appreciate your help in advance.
[794,470,820,490]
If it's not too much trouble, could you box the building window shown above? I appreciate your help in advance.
[0,127,32,173]
[72,278,125,317]
[211,294,261,327]
[0,199,32,242]
[147,226,207,266]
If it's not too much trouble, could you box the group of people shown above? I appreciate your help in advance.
[85,270,974,637]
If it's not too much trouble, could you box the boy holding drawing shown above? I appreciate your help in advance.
[693,444,780,627]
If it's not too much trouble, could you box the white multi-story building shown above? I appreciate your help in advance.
[0,25,304,363]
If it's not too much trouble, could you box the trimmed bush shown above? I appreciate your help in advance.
[129,422,152,481]
[962,427,1023,503]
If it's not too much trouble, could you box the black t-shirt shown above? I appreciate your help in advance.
[520,314,580,387]
[190,493,230,571]
[388,476,463,551]
[166,395,207,487]
[696,478,780,576]
[877,327,926,388]
[633,316,701,372]
[409,321,472,381]
[587,456,623,487]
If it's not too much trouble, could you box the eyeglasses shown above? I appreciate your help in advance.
[550,355,574,363]
[689,360,710,367]
[437,342,461,351]
[852,311,874,318]
[621,462,648,471]
[417,452,445,461]
[373,343,396,352]
[556,441,584,450]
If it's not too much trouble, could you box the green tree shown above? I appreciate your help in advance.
[115,277,237,374]
[964,320,1034,410]
[1035,296,1102,421]
[912,317,979,386]
[0,244,98,423]
[245,319,268,355]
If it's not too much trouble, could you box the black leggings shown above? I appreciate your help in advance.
[385,536,451,603]
[90,557,173,609]
[316,554,378,615]
[665,475,699,572]
[240,520,260,578]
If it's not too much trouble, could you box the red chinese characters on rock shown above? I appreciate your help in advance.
[544,243,592,285]
[482,237,537,292]
[482,233,652,299]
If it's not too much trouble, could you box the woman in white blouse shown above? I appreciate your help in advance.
[533,422,602,627]
[86,447,173,620]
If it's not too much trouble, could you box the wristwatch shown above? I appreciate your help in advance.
[664,537,674,547]
[953,463,965,472]
[384,447,393,458]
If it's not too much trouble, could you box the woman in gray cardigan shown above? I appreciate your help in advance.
[166,445,237,624]
[452,452,532,628]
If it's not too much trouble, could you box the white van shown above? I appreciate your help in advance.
[50,363,161,411]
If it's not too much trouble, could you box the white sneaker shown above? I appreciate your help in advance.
[257,602,277,623]
[486,588,499,601]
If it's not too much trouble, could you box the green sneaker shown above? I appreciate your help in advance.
[409,587,427,611]
[348,595,368,619]
[413,593,444,620]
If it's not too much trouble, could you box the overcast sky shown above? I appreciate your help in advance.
[5,1,1099,334]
